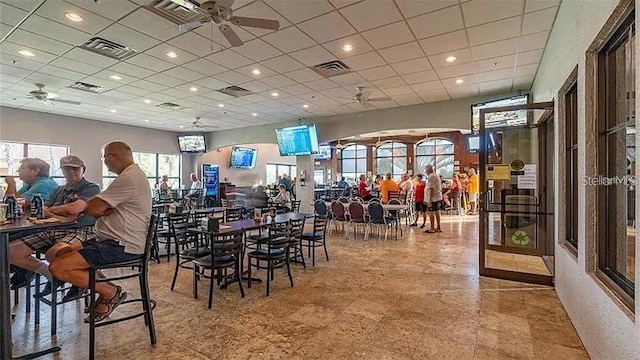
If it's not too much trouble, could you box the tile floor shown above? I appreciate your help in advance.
[10,216,590,359]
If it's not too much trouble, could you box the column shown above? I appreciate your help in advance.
[296,155,315,212]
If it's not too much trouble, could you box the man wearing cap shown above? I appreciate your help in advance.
[9,155,100,299]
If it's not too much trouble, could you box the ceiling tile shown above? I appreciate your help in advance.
[97,23,161,52]
[407,6,464,39]
[401,70,439,85]
[126,53,175,72]
[35,0,112,34]
[1,64,33,79]
[182,58,228,76]
[372,76,406,89]
[116,85,153,97]
[329,0,361,9]
[462,0,525,27]
[213,70,253,85]
[323,34,373,59]
[20,15,90,46]
[206,50,254,69]
[261,55,305,73]
[342,51,386,71]
[50,57,102,75]
[359,65,398,81]
[265,0,334,24]
[0,3,28,26]
[129,80,168,92]
[145,43,198,65]
[236,64,277,79]
[331,73,367,87]
[410,80,444,92]
[478,78,513,93]
[471,37,519,61]
[467,16,521,46]
[64,48,119,68]
[340,0,403,32]
[392,93,423,106]
[519,31,549,52]
[108,62,155,79]
[298,11,356,43]
[163,67,206,82]
[475,67,514,82]
[262,26,316,53]
[474,54,516,72]
[232,39,283,62]
[517,49,544,66]
[145,73,186,87]
[383,85,414,96]
[390,58,432,75]
[284,68,324,83]
[65,0,138,21]
[525,0,560,13]
[434,62,475,78]
[233,1,291,36]
[166,32,218,57]
[193,23,255,48]
[305,78,339,91]
[395,0,458,18]
[515,63,538,77]
[6,29,74,56]
[522,7,557,35]
[428,48,472,69]
[513,74,534,89]
[418,30,468,55]
[78,75,122,91]
[237,81,271,93]
[290,45,336,66]
[280,84,315,95]
[378,41,425,64]
[118,8,180,41]
[261,75,297,88]
[362,21,414,50]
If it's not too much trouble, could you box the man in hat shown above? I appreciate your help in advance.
[9,155,100,300]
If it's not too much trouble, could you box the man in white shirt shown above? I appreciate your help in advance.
[424,165,443,233]
[398,173,413,202]
[49,141,152,322]
[186,173,201,196]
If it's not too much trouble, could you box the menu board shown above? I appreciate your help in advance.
[471,95,529,134]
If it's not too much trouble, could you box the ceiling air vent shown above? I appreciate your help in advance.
[216,85,252,97]
[68,81,105,94]
[79,37,138,61]
[143,0,208,25]
[157,102,183,110]
[310,60,352,78]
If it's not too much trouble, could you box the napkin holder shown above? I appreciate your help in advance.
[199,217,219,231]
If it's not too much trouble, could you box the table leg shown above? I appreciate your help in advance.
[1,233,12,360]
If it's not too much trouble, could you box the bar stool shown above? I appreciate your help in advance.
[87,215,157,360]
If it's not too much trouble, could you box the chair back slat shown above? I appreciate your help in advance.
[212,231,243,257]
[367,203,386,224]
[348,202,365,222]
[144,214,158,263]
[314,200,328,216]
[330,202,347,221]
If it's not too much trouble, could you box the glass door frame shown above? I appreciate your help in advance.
[478,101,555,286]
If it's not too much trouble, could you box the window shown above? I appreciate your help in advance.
[415,138,454,179]
[375,142,407,181]
[563,73,579,252]
[338,144,367,183]
[266,163,296,185]
[0,141,69,187]
[102,152,181,190]
[596,14,635,305]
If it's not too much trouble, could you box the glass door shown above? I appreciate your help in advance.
[479,101,555,285]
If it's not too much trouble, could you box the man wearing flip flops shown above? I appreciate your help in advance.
[424,165,443,234]
[49,141,151,322]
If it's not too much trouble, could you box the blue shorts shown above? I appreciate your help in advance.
[78,239,141,268]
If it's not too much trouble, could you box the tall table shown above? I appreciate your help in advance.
[1,217,75,360]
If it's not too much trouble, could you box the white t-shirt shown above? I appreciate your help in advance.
[95,164,152,254]
[187,179,202,196]
[425,173,443,202]
[399,179,413,193]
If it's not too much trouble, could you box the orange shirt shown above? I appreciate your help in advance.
[379,179,400,203]
[467,174,479,194]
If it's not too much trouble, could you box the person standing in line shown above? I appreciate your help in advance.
[424,165,443,233]
[410,174,427,228]
[466,168,479,215]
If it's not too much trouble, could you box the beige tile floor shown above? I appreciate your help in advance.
[10,216,589,359]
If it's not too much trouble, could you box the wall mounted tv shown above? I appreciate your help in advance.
[178,134,206,153]
[471,94,529,134]
[275,124,320,156]
[315,144,332,160]
[467,135,480,153]
[229,146,258,169]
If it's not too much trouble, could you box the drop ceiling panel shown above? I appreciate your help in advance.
[49,57,102,75]
[519,31,550,52]
[323,34,373,59]
[261,55,305,73]
[284,68,324,83]
[262,26,316,53]
[129,79,169,93]
[281,83,315,95]
[305,78,340,91]
[359,65,398,81]
[118,8,180,41]
[37,65,86,81]
[290,45,336,66]
[126,53,175,72]
[233,1,291,36]
[0,3,29,26]
[522,7,558,35]
[20,15,90,46]
[265,0,334,24]
[163,66,207,83]
[342,51,386,71]
[525,0,560,13]
[109,62,156,79]
[36,0,113,34]
[65,0,138,21]
[516,49,544,66]
[372,76,406,89]
[378,41,425,64]
[429,48,473,68]
[383,85,414,96]
[166,32,218,57]
[407,6,464,39]
[261,74,297,88]
[145,73,187,87]
[515,63,538,77]
[467,16,522,46]
[418,30,469,55]
[462,0,525,27]
[339,0,403,32]
[402,71,439,85]
[471,37,519,61]
[236,64,277,79]
[97,23,160,52]
[475,68,514,82]
[6,29,74,56]
[182,58,228,76]
[330,73,366,87]
[145,44,198,65]
[232,39,283,62]
[390,58,432,75]
[0,42,58,64]
[395,0,458,18]
[298,11,356,43]
[362,21,415,50]
[206,50,254,69]
[410,80,445,92]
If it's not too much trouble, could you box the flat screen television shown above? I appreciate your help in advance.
[275,124,320,156]
[315,144,332,160]
[178,134,206,153]
[471,94,529,134]
[229,146,257,169]
[467,135,480,153]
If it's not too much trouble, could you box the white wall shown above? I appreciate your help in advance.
[531,0,640,359]
[197,143,295,186]
[0,107,186,186]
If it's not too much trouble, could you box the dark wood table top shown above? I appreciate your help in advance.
[192,212,315,235]
[0,217,76,235]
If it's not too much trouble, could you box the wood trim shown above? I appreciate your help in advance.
[480,268,554,286]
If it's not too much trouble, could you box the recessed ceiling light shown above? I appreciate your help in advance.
[270,92,279,97]
[110,75,122,80]
[342,44,354,52]
[218,103,224,107]
[302,104,309,108]
[144,119,149,122]
[65,12,83,22]
[110,109,116,113]
[252,112,258,117]
[190,87,198,92]
[446,56,457,63]
[166,51,178,58]
[18,50,35,57]
[143,99,151,104]
[179,125,184,128]
[455,79,464,84]
[252,69,261,75]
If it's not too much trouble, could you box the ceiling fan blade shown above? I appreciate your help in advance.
[229,16,280,30]
[219,24,244,47]
[50,98,81,105]
[179,20,204,31]
[366,97,393,102]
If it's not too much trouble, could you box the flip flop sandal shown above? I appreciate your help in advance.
[84,286,127,323]
[84,298,156,314]
[424,229,437,233]
[436,229,443,232]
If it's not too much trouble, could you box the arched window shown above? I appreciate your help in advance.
[415,138,454,178]
[375,141,407,181]
[338,144,367,183]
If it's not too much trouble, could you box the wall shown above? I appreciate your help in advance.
[197,143,295,186]
[531,0,640,359]
[0,107,185,186]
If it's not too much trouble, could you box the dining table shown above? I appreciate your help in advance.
[1,216,75,360]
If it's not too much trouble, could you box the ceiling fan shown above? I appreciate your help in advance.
[19,83,81,106]
[345,86,392,108]
[190,116,217,131]
[172,0,280,47]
